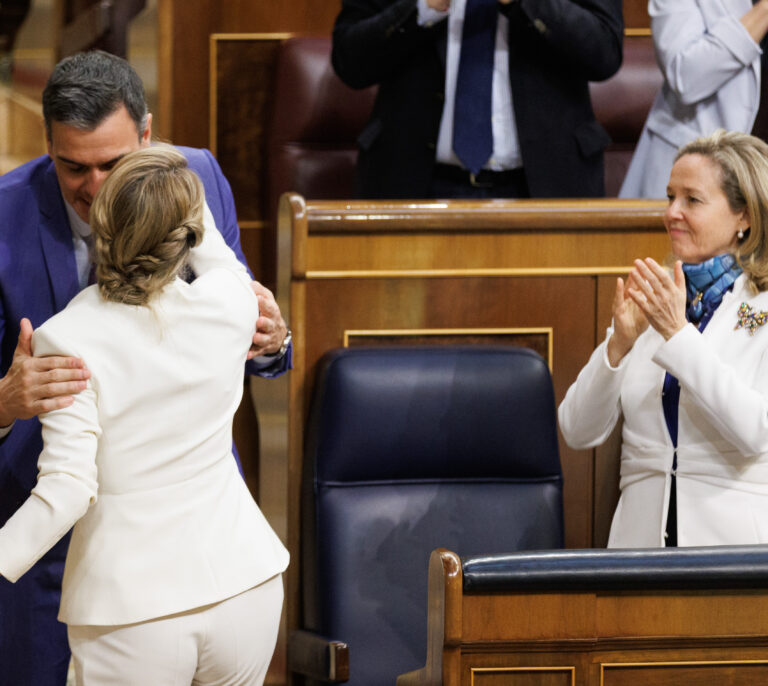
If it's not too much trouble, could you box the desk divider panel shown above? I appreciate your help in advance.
[277,194,668,639]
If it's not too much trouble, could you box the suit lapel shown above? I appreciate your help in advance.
[37,160,79,313]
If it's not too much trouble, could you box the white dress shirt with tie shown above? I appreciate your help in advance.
[418,0,522,171]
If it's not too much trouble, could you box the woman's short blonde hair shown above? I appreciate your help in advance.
[89,145,205,305]
[675,129,768,291]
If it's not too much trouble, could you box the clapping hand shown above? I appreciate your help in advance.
[626,258,687,341]
[606,271,650,367]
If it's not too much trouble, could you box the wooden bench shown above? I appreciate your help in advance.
[400,546,768,686]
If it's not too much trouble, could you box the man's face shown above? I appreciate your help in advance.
[47,105,152,223]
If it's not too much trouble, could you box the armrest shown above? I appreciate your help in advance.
[288,629,350,682]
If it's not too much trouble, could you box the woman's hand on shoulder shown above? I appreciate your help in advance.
[607,273,649,366]
[627,258,687,341]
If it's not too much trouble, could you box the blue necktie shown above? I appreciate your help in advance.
[453,0,497,175]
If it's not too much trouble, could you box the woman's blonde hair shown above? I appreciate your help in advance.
[89,145,204,305]
[675,129,768,292]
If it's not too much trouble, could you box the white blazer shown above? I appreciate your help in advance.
[0,210,289,626]
[559,274,768,547]
[620,0,761,198]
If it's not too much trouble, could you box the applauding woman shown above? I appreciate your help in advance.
[0,146,288,684]
[561,130,768,548]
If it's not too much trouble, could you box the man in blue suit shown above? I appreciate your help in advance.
[0,50,291,685]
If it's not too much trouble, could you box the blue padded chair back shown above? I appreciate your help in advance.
[302,346,563,686]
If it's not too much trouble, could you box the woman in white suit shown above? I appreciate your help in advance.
[620,0,768,198]
[0,146,289,684]
[561,130,768,548]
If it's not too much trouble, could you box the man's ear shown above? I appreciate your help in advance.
[141,113,153,147]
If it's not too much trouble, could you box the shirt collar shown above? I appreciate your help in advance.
[62,194,92,241]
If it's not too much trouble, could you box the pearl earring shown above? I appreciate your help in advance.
[738,228,745,240]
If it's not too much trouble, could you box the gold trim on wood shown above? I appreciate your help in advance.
[471,666,576,686]
[600,660,768,686]
[343,327,554,371]
[238,220,269,230]
[210,32,294,41]
[625,28,652,37]
[306,267,636,279]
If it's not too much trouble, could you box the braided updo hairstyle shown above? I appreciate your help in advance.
[89,145,205,306]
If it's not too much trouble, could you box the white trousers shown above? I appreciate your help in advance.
[68,574,283,686]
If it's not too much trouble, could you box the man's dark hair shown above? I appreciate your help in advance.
[42,50,148,141]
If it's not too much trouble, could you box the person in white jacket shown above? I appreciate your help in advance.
[620,0,768,198]
[561,130,768,548]
[0,146,289,685]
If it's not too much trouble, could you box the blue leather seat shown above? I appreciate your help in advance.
[291,345,564,686]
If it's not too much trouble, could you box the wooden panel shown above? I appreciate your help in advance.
[602,661,768,686]
[624,0,650,32]
[463,593,596,641]
[346,330,552,369]
[595,591,768,637]
[281,196,670,649]
[470,666,575,686]
[211,35,286,223]
[238,222,267,284]
[158,0,341,148]
[210,34,288,285]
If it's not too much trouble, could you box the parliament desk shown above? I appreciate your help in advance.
[399,547,768,686]
[276,194,669,636]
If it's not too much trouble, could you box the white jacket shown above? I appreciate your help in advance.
[0,210,289,625]
[559,275,768,547]
[620,0,761,198]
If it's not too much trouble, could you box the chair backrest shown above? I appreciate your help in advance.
[266,36,376,220]
[301,345,564,686]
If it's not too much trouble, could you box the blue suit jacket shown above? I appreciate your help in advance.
[0,147,289,685]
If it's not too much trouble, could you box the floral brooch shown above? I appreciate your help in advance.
[735,302,768,336]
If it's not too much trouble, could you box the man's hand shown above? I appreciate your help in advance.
[0,318,90,427]
[248,283,289,359]
[427,0,450,10]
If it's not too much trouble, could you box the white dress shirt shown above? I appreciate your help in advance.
[418,0,523,170]
[64,199,93,291]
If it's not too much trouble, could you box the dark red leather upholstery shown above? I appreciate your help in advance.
[267,35,662,204]
[266,36,376,220]
[590,36,664,196]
